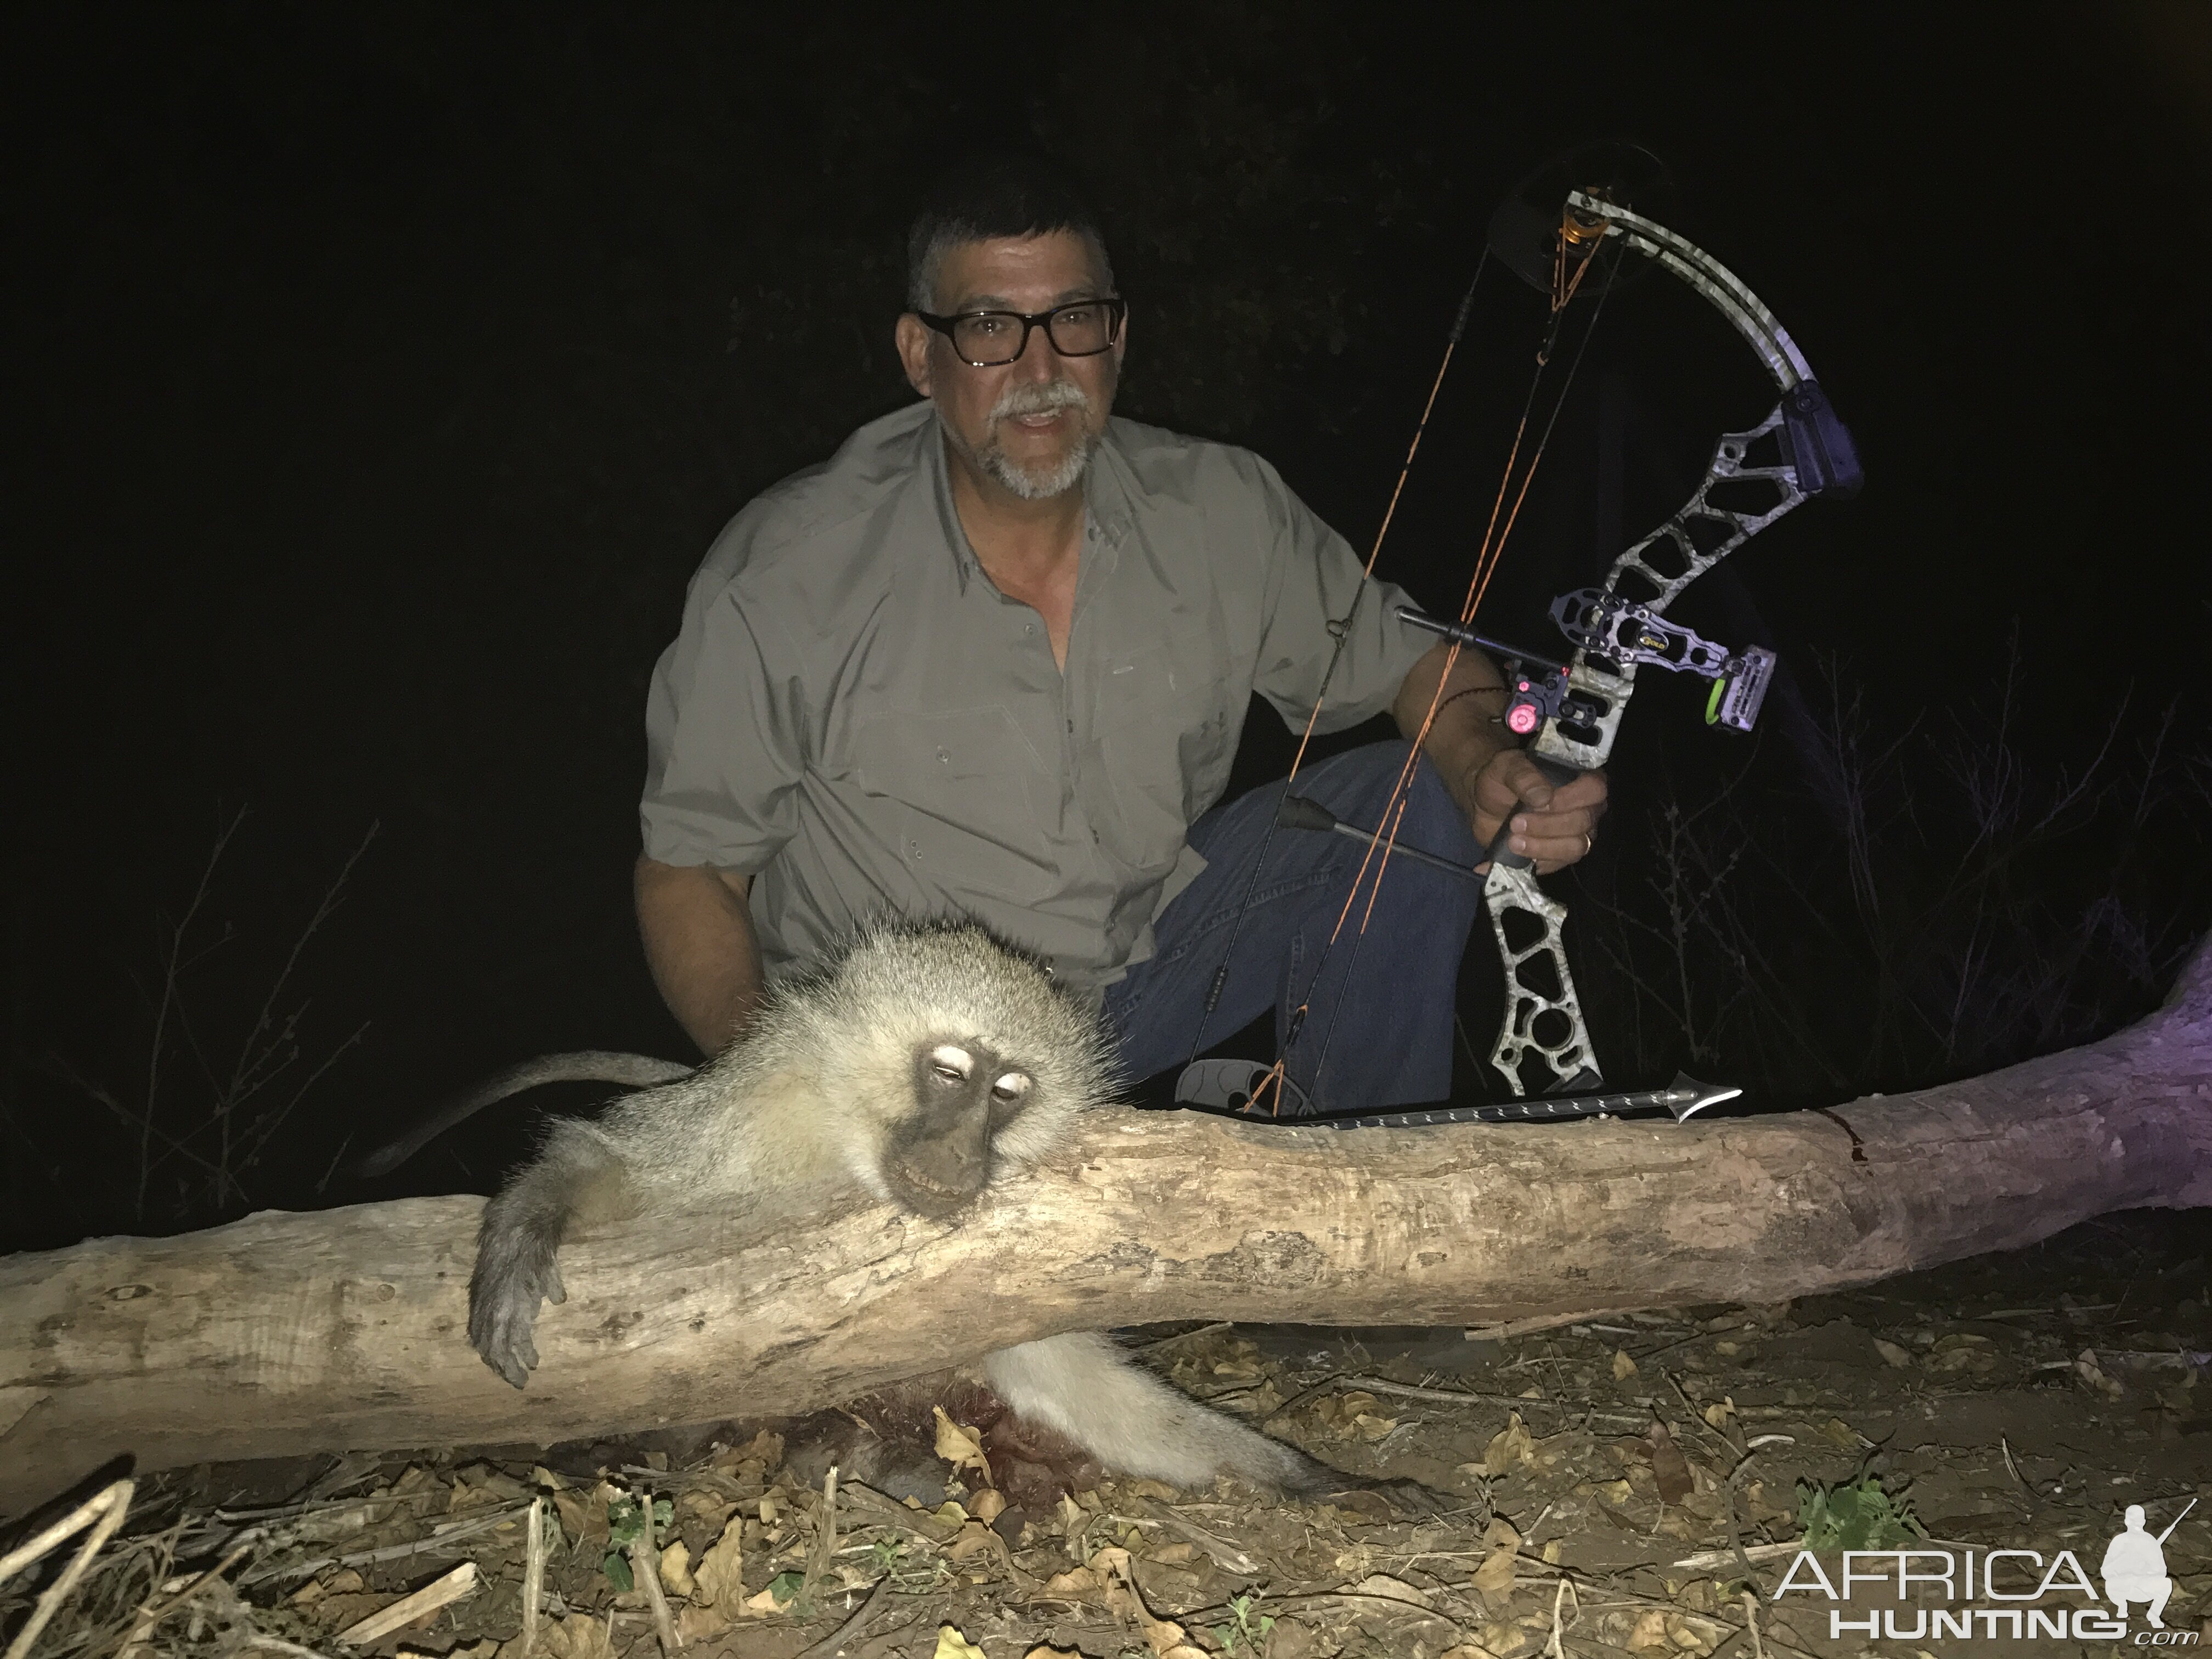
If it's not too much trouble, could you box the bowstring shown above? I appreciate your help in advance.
[1286,240,1622,1108]
[1176,251,1488,1076]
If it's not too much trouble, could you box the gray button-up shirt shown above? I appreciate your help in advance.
[641,401,1434,999]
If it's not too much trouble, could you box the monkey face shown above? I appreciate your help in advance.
[881,1040,1035,1217]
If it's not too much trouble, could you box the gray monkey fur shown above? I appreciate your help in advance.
[467,919,1340,1496]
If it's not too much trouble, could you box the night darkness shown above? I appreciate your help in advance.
[7,5,2210,1256]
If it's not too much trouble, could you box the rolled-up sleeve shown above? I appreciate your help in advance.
[640,570,803,873]
[1244,455,1434,734]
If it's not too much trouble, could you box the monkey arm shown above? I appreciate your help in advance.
[466,1121,633,1389]
[634,856,764,1056]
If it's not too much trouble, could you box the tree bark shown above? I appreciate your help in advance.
[5,940,2209,1519]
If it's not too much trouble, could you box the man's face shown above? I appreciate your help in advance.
[895,229,1124,502]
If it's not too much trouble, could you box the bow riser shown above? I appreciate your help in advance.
[1483,860,1601,1092]
[1533,405,1809,773]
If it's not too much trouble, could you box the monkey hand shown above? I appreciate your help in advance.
[467,1221,567,1389]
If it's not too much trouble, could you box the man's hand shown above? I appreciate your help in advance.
[1463,749,1609,875]
[1393,640,1609,875]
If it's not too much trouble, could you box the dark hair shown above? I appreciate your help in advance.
[905,153,1115,312]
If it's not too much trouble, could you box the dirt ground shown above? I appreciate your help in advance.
[13,1207,2212,1659]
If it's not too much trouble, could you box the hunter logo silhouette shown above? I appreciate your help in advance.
[2103,1499,2194,1629]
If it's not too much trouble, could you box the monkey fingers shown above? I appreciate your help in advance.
[468,1234,566,1389]
[470,1283,543,1389]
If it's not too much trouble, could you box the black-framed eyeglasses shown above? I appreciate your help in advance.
[914,297,1126,367]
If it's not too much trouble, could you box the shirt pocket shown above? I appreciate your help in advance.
[850,707,1059,904]
[1092,620,1242,863]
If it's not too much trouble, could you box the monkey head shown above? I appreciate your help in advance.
[878,1040,1037,1215]
[765,922,1114,1218]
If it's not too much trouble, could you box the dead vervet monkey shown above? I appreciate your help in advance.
[465,920,1356,1497]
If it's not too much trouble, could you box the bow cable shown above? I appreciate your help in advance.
[1177,251,1489,1073]
[1189,201,1627,1114]
[1294,230,1621,1104]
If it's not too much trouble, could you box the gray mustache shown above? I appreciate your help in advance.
[990,381,1091,421]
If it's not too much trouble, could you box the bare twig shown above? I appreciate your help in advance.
[791,1576,894,1659]
[0,1477,136,1659]
[139,810,246,1218]
[332,1560,477,1647]
[1543,1575,1580,1659]
[520,1496,545,1659]
[629,1504,680,1657]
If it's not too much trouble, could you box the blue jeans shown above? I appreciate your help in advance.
[1102,741,1482,1114]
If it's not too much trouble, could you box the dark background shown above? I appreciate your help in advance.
[7,4,2209,1252]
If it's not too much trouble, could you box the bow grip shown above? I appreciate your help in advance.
[1483,755,1583,871]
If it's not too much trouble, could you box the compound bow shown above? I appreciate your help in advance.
[1187,176,1863,1113]
[1416,188,1862,1095]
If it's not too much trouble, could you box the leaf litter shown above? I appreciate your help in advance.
[7,1211,2212,1656]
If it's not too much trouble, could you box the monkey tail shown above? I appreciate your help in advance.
[354,1052,695,1178]
[981,1332,1339,1496]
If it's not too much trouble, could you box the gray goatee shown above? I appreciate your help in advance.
[944,379,1102,501]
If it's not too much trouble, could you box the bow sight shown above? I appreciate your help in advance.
[1398,597,1779,742]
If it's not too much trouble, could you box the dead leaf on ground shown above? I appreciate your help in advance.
[1648,1420,1695,1506]
[934,1405,994,1483]
[2076,1350,2125,1398]
[1614,1348,1640,1380]
[529,1613,617,1659]
[1471,1517,1521,1609]
[1627,1607,1673,1651]
[1485,1412,1536,1476]
[945,1519,1010,1568]
[1091,1545,1209,1658]
[1874,1338,1914,1367]
[1342,1573,1434,1607]
[675,1604,731,1644]
[657,1537,694,1596]
[690,1513,749,1607]
[710,1428,783,1473]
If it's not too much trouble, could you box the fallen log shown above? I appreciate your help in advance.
[4,939,2208,1519]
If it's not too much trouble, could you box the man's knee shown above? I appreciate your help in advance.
[1300,740,1473,855]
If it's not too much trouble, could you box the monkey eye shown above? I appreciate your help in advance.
[990,1073,1031,1103]
[929,1045,975,1085]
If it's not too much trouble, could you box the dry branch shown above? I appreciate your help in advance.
[5,940,2210,1520]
